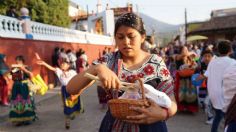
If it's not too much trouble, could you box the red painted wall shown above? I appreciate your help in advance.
[0,37,114,85]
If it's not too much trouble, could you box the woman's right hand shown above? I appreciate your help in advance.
[95,64,121,90]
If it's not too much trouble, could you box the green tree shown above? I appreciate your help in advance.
[0,0,70,27]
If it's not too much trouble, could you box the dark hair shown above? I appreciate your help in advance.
[54,47,60,53]
[66,49,72,54]
[225,94,236,127]
[15,55,25,63]
[61,48,65,52]
[179,45,187,54]
[76,48,85,58]
[114,13,146,36]
[201,50,214,57]
[217,40,232,55]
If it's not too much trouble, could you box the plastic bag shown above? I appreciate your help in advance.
[31,74,48,95]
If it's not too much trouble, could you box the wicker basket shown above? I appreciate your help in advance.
[108,78,149,120]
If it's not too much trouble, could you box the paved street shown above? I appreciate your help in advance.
[0,84,223,132]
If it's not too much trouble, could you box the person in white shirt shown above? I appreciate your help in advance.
[222,63,236,112]
[203,40,236,132]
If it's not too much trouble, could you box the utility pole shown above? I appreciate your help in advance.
[185,8,188,45]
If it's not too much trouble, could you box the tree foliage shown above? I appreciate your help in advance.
[0,0,70,27]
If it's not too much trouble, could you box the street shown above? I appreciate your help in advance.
[0,84,221,132]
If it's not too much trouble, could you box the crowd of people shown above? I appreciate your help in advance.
[0,12,236,132]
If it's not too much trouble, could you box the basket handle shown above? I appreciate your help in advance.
[113,77,146,101]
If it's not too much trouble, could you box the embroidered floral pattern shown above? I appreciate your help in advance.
[143,64,155,75]
[137,73,144,78]
[161,68,170,77]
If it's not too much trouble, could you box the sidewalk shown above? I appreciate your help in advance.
[0,87,61,123]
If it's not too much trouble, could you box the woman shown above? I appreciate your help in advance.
[0,54,9,106]
[175,46,198,113]
[67,13,177,132]
[9,55,37,125]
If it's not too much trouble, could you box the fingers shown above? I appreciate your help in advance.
[128,106,149,115]
[126,113,147,120]
[102,77,120,89]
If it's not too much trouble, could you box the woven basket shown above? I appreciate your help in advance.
[108,78,149,120]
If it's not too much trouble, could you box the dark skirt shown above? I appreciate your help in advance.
[9,81,36,123]
[99,110,168,132]
[97,86,112,104]
[61,86,83,116]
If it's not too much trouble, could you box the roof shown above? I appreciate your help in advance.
[189,15,236,34]
[71,6,132,21]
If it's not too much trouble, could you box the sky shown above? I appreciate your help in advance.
[72,0,236,25]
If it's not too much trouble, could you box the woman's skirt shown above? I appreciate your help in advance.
[9,81,36,123]
[175,72,198,113]
[99,110,168,132]
[61,86,83,117]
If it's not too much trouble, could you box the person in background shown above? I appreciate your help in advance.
[6,6,18,18]
[66,49,77,70]
[175,46,198,113]
[52,47,60,67]
[9,55,37,126]
[196,50,214,125]
[0,54,10,106]
[37,55,83,129]
[19,7,33,39]
[200,40,236,132]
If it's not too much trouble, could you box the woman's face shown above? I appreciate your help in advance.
[16,60,23,65]
[181,46,189,56]
[115,25,145,57]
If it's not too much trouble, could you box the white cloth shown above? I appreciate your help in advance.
[55,68,77,86]
[222,63,236,112]
[204,56,236,110]
[67,52,77,62]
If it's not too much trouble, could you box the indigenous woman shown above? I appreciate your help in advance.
[9,55,37,125]
[67,13,177,132]
[175,46,198,113]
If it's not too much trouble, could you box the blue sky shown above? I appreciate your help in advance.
[72,0,236,25]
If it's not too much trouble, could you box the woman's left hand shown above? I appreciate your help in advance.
[125,98,167,124]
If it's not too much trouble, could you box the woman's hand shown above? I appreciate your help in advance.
[95,64,121,89]
[125,98,167,124]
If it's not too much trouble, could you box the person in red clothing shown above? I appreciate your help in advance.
[0,54,9,106]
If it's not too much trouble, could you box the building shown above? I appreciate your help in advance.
[70,1,133,36]
[188,8,236,41]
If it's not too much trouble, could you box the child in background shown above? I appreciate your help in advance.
[9,55,37,126]
[36,54,83,129]
[197,50,214,124]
